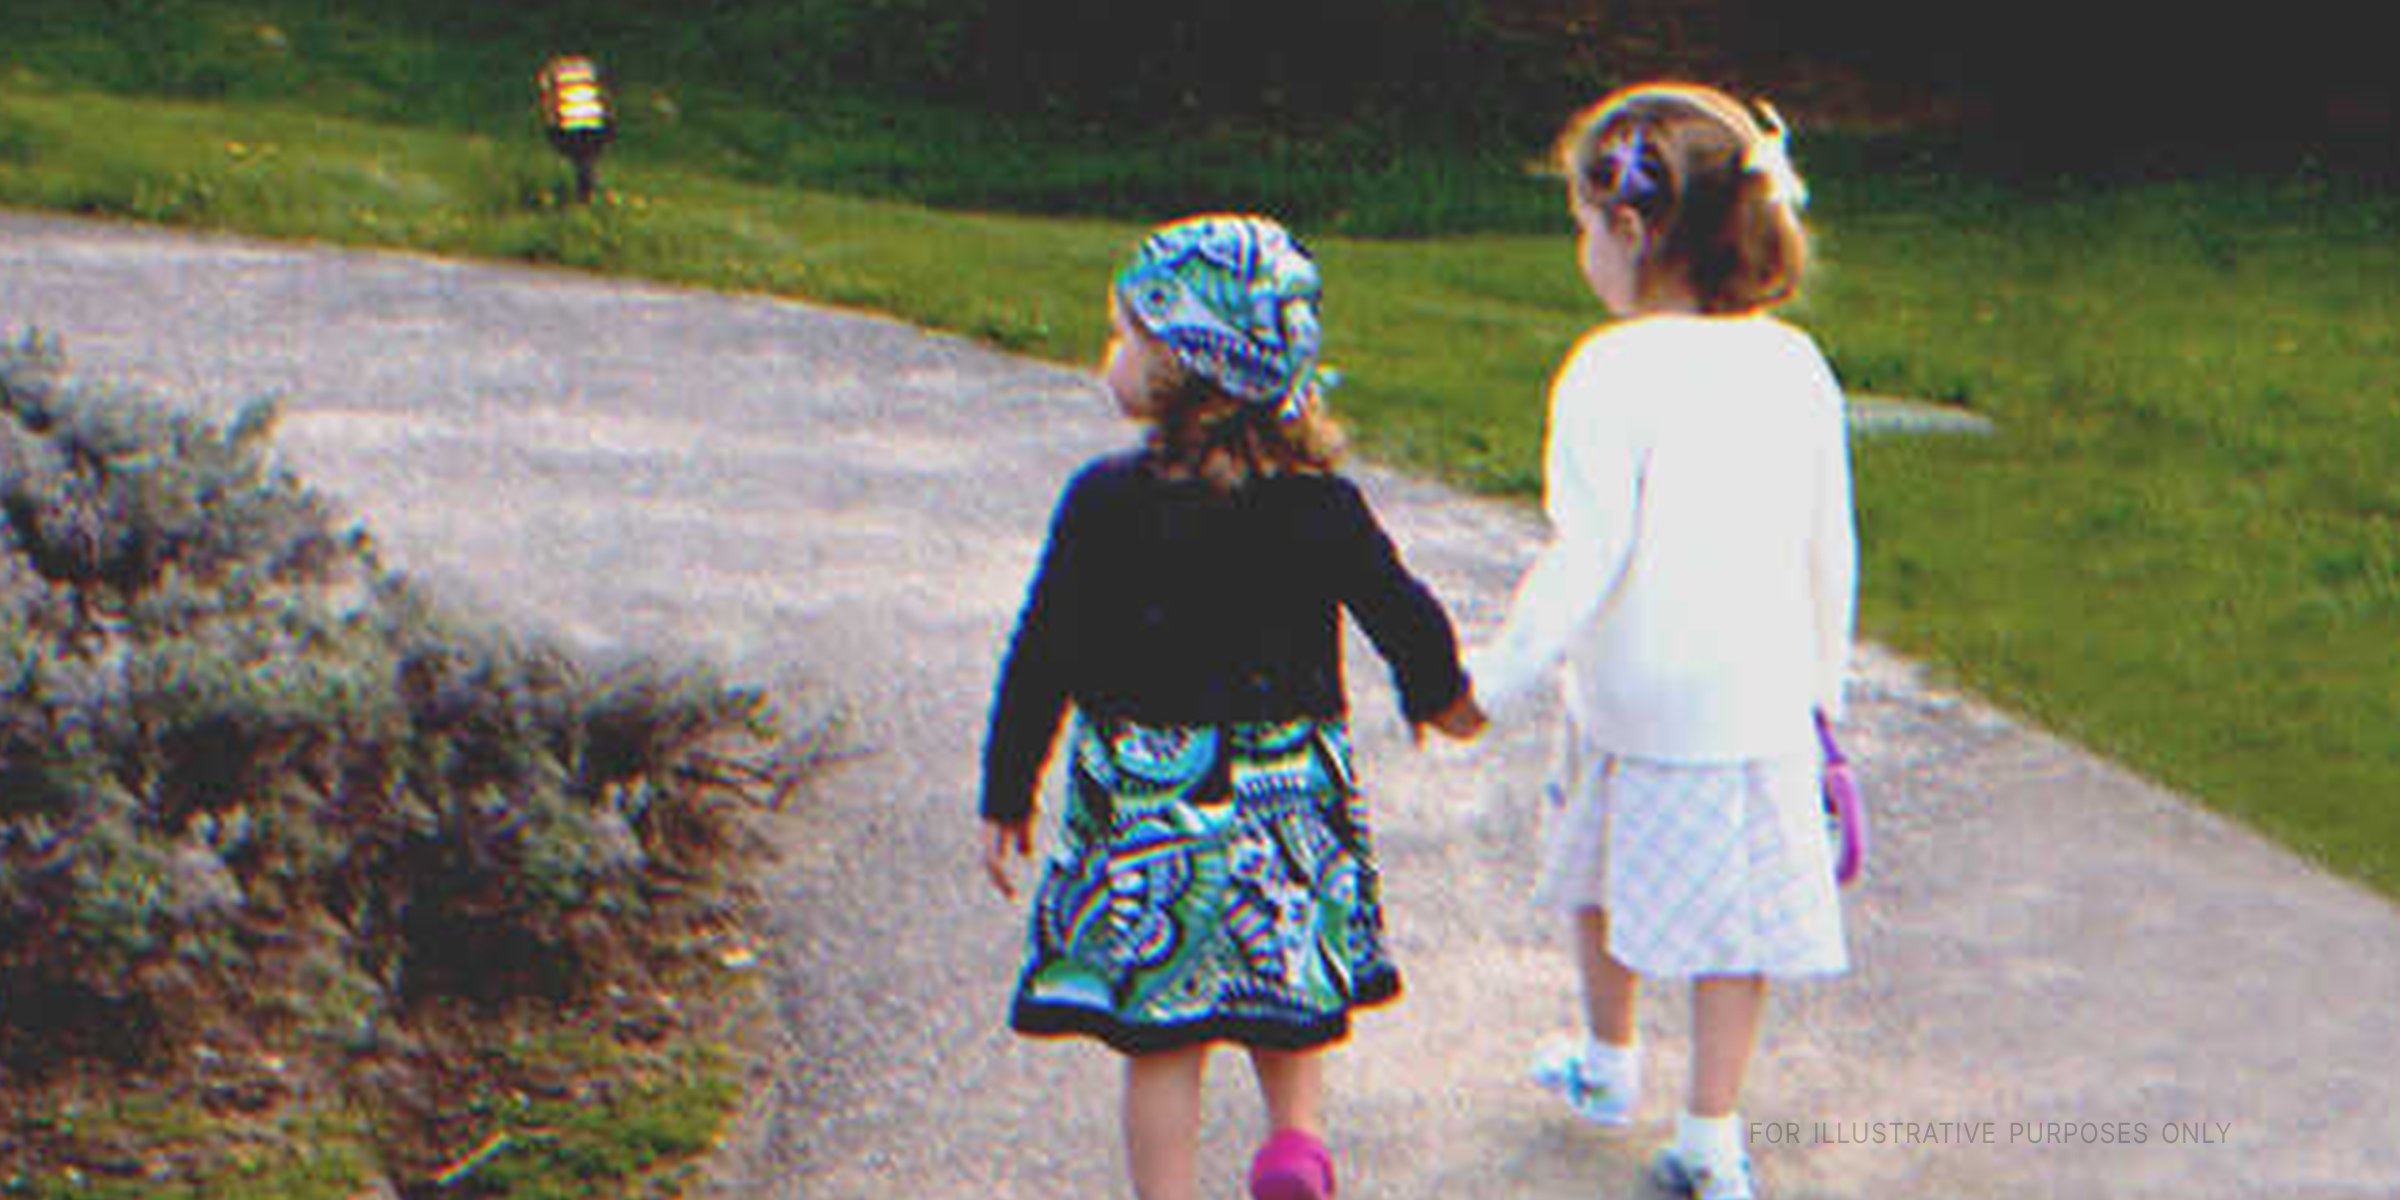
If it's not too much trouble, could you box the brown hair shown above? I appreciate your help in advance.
[1124,320,1346,493]
[1556,82,1811,314]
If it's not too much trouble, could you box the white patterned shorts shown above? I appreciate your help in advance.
[1533,744,1849,979]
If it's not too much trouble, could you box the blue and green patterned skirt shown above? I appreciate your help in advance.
[1008,713,1400,1053]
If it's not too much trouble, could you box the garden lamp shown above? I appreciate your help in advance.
[539,55,614,203]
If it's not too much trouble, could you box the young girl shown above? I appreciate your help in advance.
[981,214,1482,1200]
[1463,84,1857,1200]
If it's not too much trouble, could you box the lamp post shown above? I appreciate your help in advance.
[538,56,614,204]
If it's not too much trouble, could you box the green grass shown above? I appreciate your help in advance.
[6,1088,381,1199]
[2,6,2395,931]
[0,0,1563,237]
[3,1003,747,1198]
[421,1029,739,1199]
[1812,176,2400,887]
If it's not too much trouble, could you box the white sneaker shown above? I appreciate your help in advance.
[1528,1039,1637,1126]
[1650,1143,1756,1200]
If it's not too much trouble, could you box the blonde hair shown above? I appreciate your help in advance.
[1556,82,1811,314]
[1124,320,1346,493]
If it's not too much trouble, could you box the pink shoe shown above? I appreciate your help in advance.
[1249,1129,1335,1200]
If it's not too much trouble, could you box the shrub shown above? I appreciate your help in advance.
[0,330,818,1077]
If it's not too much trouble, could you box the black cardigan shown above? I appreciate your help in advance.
[981,451,1467,824]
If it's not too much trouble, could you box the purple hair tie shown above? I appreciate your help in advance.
[1601,131,1660,206]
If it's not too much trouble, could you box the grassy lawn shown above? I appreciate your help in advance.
[1813,174,2400,884]
[2,0,2393,921]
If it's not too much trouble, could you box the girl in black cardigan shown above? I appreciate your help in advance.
[980,214,1481,1200]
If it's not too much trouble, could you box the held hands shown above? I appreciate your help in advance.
[983,818,1034,899]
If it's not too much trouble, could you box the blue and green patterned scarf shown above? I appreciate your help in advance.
[1114,214,1334,423]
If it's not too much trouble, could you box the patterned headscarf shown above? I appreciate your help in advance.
[1114,214,1332,423]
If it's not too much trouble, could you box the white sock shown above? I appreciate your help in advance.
[1583,1036,1641,1091]
[1675,1110,1744,1165]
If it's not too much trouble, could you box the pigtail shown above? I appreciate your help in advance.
[1719,161,1810,313]
[1720,100,1811,312]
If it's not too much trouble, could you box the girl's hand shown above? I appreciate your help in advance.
[1422,688,1489,742]
[983,819,1034,899]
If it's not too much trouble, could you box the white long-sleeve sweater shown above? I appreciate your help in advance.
[1466,313,1857,761]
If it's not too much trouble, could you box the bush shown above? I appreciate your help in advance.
[0,330,818,1074]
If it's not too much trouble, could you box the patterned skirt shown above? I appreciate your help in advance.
[1008,713,1400,1053]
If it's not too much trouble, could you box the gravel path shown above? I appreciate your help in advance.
[4,210,2394,1199]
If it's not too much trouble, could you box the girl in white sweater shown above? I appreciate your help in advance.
[1463,82,1857,1200]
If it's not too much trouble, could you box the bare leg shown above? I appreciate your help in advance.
[1574,907,1640,1046]
[1125,1045,1210,1200]
[1247,1046,1326,1137]
[1688,974,1768,1117]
